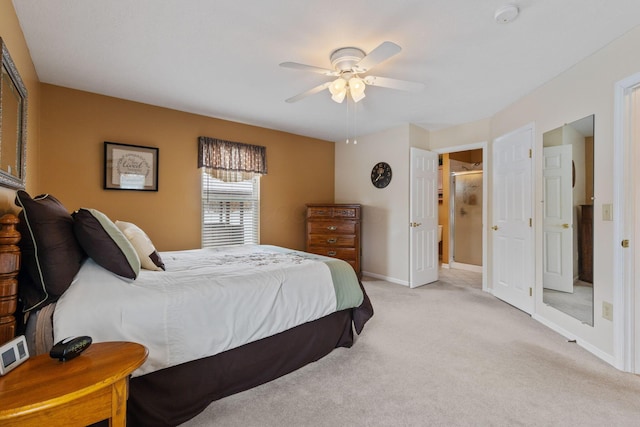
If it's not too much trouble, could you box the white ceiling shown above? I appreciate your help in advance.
[11,0,640,142]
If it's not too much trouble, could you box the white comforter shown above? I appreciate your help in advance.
[53,245,343,376]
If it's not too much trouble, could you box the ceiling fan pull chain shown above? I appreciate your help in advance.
[345,96,350,144]
[353,99,358,144]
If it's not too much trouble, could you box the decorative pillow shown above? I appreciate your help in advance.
[14,190,86,311]
[72,208,141,280]
[115,220,165,271]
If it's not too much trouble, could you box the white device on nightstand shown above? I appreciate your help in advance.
[0,335,29,375]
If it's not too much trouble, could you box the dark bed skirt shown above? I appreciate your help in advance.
[127,288,373,427]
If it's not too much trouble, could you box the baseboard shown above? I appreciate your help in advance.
[532,313,616,367]
[450,262,483,273]
[361,271,408,287]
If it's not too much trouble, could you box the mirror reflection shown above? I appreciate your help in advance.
[0,37,28,189]
[542,115,594,325]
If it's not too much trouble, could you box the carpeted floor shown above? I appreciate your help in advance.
[180,270,640,426]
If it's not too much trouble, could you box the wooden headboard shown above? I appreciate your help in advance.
[0,213,20,345]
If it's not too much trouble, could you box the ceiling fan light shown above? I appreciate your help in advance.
[349,77,366,102]
[329,77,347,95]
[331,89,347,103]
[350,89,366,103]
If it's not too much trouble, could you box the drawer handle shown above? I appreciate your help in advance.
[327,238,337,244]
[327,226,337,231]
[327,251,337,256]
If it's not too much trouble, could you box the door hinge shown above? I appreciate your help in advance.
[622,239,630,248]
[529,287,533,297]
[529,218,532,227]
[529,149,532,158]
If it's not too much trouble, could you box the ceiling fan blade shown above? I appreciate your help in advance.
[364,75,424,92]
[285,81,332,103]
[353,41,402,73]
[279,62,339,76]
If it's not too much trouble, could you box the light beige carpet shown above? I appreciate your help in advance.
[181,272,640,426]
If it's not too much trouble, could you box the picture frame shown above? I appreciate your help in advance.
[104,141,158,191]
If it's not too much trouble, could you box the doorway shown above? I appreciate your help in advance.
[435,142,488,291]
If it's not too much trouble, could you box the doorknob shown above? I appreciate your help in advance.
[562,223,570,229]
[491,225,499,230]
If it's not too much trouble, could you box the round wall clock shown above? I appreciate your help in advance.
[371,162,392,188]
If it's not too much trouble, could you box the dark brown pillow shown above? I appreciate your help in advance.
[72,208,140,280]
[15,190,86,312]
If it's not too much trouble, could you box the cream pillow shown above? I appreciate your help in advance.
[115,221,165,271]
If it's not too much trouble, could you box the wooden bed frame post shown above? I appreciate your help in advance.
[0,213,20,345]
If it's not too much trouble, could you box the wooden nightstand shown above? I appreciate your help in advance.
[0,341,148,426]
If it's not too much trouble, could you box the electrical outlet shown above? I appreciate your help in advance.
[602,301,613,321]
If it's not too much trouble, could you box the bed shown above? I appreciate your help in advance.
[10,191,373,427]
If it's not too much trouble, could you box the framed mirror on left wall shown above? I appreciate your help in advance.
[0,37,28,189]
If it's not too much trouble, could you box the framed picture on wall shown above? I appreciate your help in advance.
[104,141,159,191]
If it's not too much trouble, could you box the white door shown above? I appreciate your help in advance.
[614,74,640,372]
[542,145,574,292]
[409,147,439,288]
[492,125,534,314]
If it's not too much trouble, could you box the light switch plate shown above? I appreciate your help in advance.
[602,204,613,221]
[602,301,613,321]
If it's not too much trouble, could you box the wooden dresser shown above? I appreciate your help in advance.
[578,204,593,283]
[306,204,361,278]
[0,213,20,345]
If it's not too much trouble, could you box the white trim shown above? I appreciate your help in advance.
[532,313,616,367]
[450,262,482,273]
[433,141,488,292]
[433,142,485,155]
[362,270,408,286]
[613,71,640,372]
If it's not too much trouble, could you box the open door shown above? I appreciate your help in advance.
[491,125,534,314]
[409,147,438,288]
[542,145,574,292]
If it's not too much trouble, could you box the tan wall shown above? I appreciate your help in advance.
[0,0,41,212]
[39,84,334,251]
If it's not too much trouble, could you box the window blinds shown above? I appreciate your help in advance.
[201,170,260,247]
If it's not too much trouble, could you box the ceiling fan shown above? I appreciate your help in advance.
[280,41,424,104]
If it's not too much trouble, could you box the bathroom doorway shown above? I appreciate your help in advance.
[437,144,486,287]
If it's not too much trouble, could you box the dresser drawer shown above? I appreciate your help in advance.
[307,247,357,261]
[307,207,333,218]
[307,235,356,247]
[307,206,360,219]
[331,207,359,219]
[308,221,357,235]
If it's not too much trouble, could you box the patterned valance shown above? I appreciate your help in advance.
[198,136,267,182]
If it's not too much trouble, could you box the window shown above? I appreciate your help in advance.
[201,170,260,247]
[197,136,266,247]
